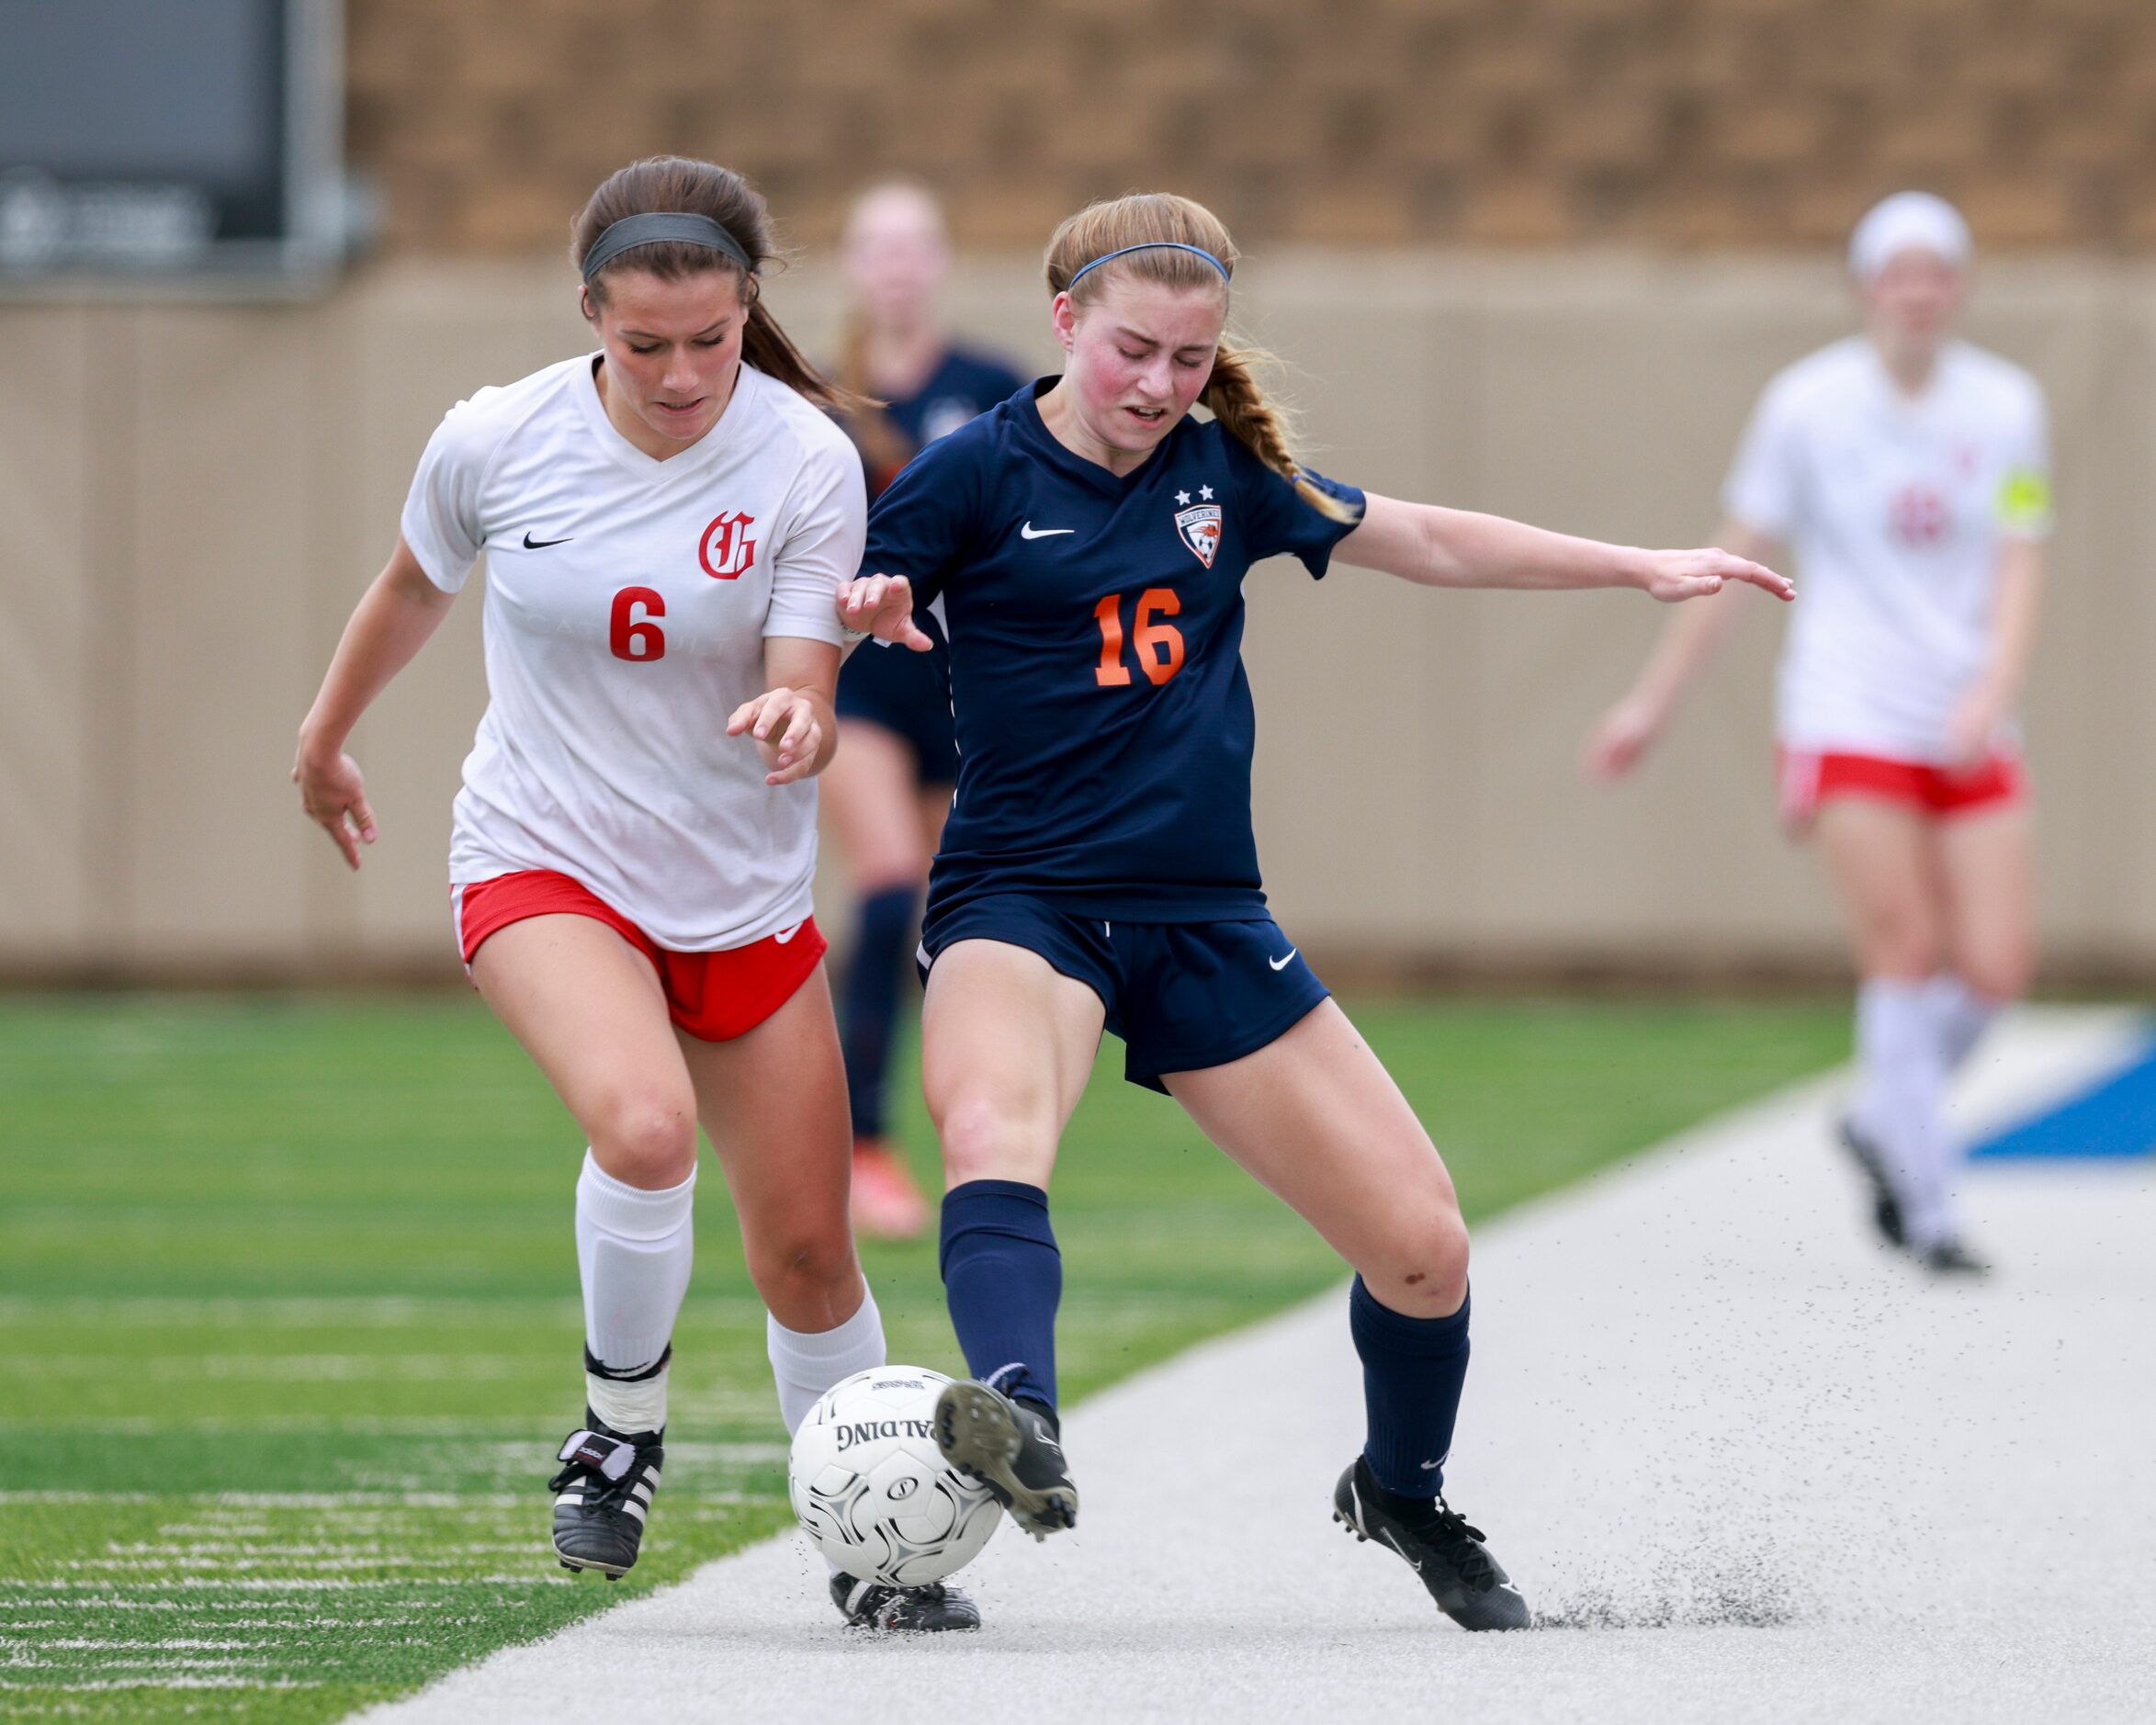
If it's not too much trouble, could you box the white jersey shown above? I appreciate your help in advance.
[1723,337,2052,762]
[401,355,864,950]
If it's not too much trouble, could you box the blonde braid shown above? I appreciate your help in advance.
[1203,344,1362,524]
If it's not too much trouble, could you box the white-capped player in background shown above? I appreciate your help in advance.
[291,156,976,1632]
[1587,192,2053,1275]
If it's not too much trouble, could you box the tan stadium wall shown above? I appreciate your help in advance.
[343,0,2156,256]
[3,253,2152,983]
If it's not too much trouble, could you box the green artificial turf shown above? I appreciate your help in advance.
[0,992,1847,1719]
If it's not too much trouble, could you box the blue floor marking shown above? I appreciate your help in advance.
[1970,1031,2156,1160]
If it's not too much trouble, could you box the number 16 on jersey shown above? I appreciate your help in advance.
[1094,587,1185,688]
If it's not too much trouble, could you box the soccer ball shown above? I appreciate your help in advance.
[788,1365,1000,1586]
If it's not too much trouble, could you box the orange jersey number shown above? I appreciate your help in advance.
[1092,587,1185,688]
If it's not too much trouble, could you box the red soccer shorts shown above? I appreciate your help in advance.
[1776,747,2027,831]
[452,870,826,1043]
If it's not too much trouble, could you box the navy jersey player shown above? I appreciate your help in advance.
[839,193,1789,1630]
[825,183,1027,1241]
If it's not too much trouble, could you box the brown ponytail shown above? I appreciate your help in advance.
[571,155,870,416]
[834,310,915,488]
[1044,193,1361,524]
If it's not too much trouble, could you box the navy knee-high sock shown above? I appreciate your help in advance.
[939,1180,1061,1412]
[1350,1275,1471,1499]
[840,885,919,1140]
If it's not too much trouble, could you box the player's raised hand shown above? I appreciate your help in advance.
[838,573,934,652]
[292,746,378,870]
[1637,548,1793,605]
[728,686,824,786]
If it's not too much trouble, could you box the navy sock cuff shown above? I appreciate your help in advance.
[939,1179,1056,1281]
[1349,1275,1469,1351]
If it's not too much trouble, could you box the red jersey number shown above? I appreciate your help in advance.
[610,587,666,661]
[1092,587,1185,688]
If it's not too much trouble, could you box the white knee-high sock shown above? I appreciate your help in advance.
[1852,979,1958,1249]
[767,1286,886,1437]
[1925,973,2000,1075]
[576,1152,695,1433]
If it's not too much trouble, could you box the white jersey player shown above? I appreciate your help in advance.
[1588,192,2053,1274]
[293,155,975,1633]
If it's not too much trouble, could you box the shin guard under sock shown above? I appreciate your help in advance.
[1350,1275,1471,1501]
[939,1179,1061,1412]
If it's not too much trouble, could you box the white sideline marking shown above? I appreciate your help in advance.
[345,1014,2156,1719]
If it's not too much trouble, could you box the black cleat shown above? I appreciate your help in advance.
[549,1415,662,1578]
[830,1571,982,1632]
[1837,1117,1907,1247]
[1923,1238,1992,1278]
[1333,1456,1530,1631]
[933,1372,1078,1539]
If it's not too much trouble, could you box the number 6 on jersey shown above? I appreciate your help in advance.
[610,586,666,662]
[1093,587,1185,688]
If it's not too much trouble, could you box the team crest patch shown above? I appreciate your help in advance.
[699,511,757,580]
[1175,503,1223,569]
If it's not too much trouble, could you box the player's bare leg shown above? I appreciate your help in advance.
[920,941,1102,1536]
[1168,1000,1530,1630]
[473,916,697,1578]
[674,965,864,1336]
[676,965,978,1629]
[1937,803,2036,1021]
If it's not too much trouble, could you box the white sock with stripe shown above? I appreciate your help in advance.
[575,1151,695,1434]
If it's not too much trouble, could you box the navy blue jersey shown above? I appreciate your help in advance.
[887,348,1028,457]
[863,378,1365,923]
[850,345,1028,502]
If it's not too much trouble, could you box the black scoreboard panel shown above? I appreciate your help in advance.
[0,0,344,283]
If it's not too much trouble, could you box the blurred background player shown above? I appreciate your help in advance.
[824,183,1026,1240]
[840,191,1790,1632]
[1586,192,2051,1277]
[292,156,976,1632]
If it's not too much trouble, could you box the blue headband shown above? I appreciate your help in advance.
[1066,242,1230,292]
[581,212,754,283]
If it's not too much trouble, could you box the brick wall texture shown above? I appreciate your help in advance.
[348,0,2156,254]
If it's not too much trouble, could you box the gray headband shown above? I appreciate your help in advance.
[581,212,754,283]
[1067,242,1229,292]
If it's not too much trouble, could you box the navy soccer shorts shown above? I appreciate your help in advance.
[834,639,958,785]
[919,896,1331,1091]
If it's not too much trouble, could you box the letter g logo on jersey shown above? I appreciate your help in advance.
[699,511,758,580]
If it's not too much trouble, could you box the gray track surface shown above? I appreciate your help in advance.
[367,1011,2156,1724]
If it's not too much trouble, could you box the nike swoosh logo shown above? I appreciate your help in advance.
[1019,522,1074,539]
[1268,948,1297,971]
[1381,1529,1424,1573]
[773,921,803,945]
[522,531,572,549]
[1418,1459,1441,1471]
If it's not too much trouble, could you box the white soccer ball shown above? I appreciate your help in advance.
[787,1365,1000,1586]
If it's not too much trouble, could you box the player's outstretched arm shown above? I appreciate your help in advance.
[1337,492,1793,603]
[294,535,458,869]
[1581,518,1783,780]
[728,636,842,787]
